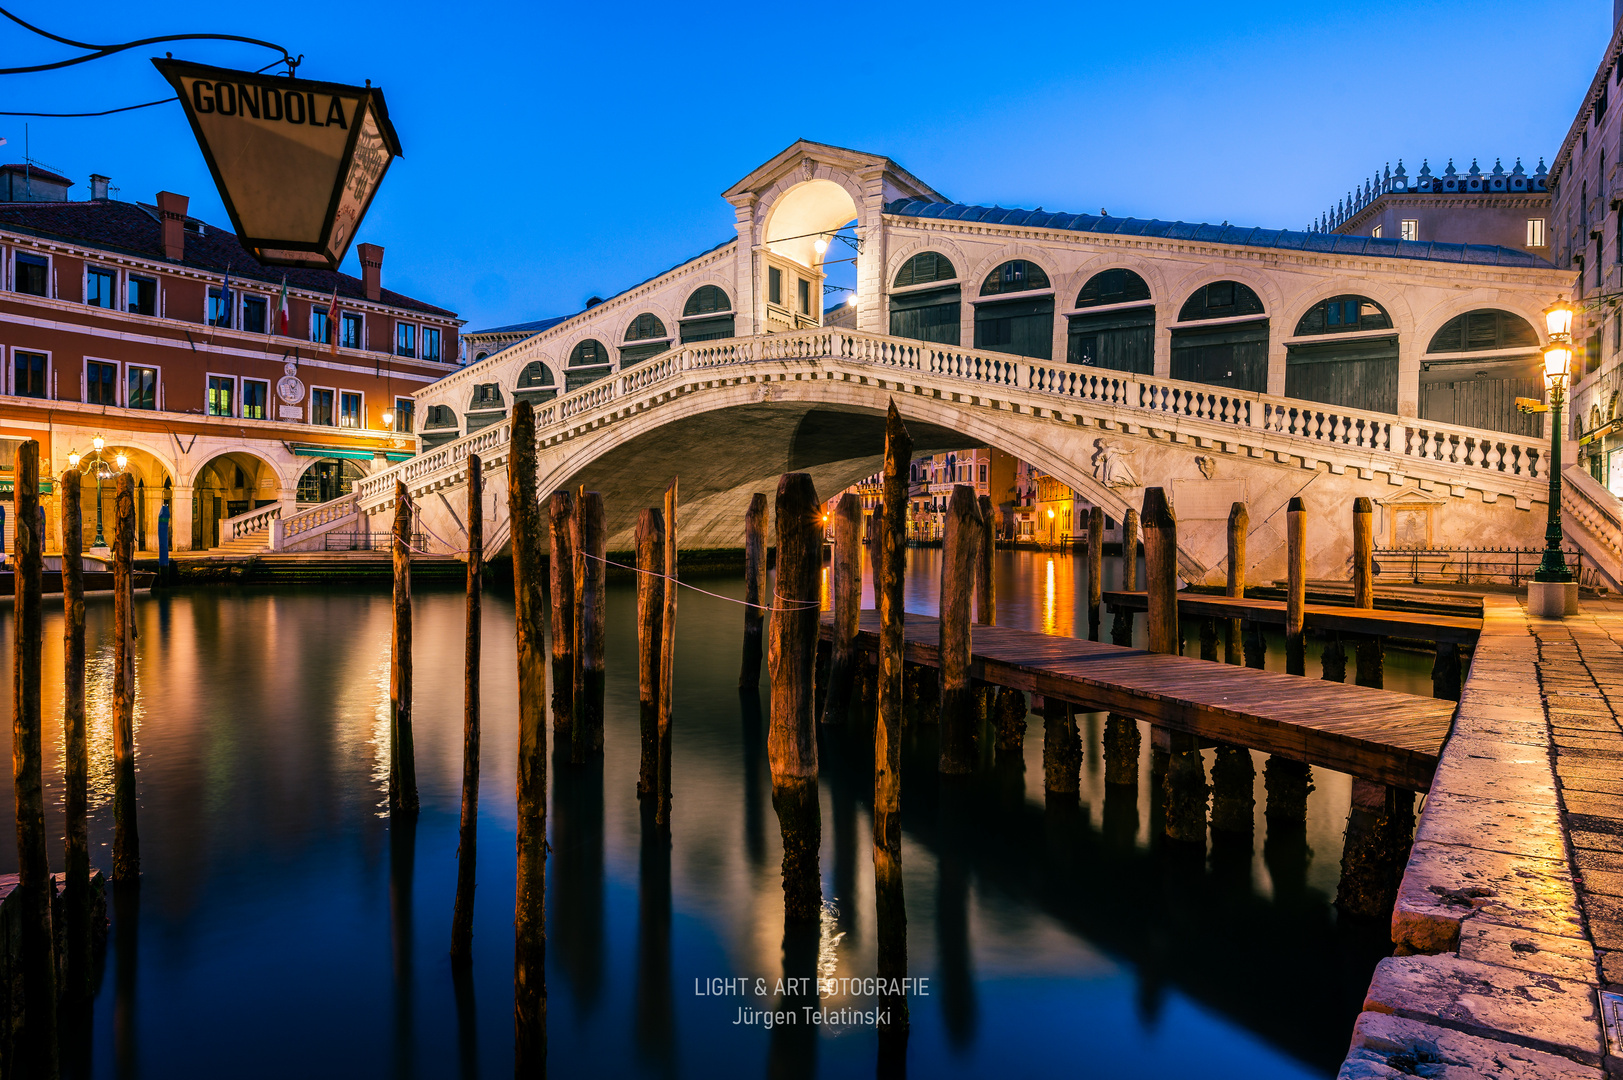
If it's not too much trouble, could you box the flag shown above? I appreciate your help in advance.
[219,266,233,327]
[327,286,340,355]
[276,276,290,335]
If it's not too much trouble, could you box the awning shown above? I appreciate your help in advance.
[0,478,55,495]
[290,444,414,462]
[1580,420,1620,446]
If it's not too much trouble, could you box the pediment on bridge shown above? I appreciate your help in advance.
[721,139,945,206]
[1376,486,1449,549]
[1376,486,1450,510]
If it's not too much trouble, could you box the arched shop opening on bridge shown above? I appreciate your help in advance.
[1172,281,1269,392]
[191,452,281,550]
[1285,295,1398,415]
[1421,309,1543,436]
[1068,268,1155,373]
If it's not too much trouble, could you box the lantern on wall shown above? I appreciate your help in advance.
[154,58,403,270]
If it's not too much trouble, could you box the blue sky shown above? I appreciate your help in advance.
[1,1,1610,335]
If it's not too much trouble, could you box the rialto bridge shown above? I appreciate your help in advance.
[234,141,1623,589]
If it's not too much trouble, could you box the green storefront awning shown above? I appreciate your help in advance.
[0,478,55,495]
[290,445,415,463]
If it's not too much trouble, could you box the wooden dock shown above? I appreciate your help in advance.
[828,612,1456,790]
[1101,591,1483,644]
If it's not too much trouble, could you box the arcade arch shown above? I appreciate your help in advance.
[1284,294,1399,415]
[1066,268,1154,373]
[190,451,282,549]
[1171,281,1269,393]
[1421,308,1543,436]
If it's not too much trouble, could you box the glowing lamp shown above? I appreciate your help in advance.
[115,452,128,469]
[382,409,395,428]
[845,293,857,307]
[67,449,79,468]
[93,435,105,451]
[1047,508,1056,519]
[1543,344,1571,387]
[814,238,828,255]
[1544,300,1576,339]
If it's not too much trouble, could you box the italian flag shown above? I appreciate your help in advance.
[277,276,290,335]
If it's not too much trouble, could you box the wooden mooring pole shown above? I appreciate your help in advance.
[1352,497,1384,689]
[113,471,142,872]
[976,494,995,626]
[769,473,822,922]
[939,485,982,775]
[572,490,607,762]
[1336,778,1416,918]
[1086,505,1104,642]
[875,402,910,1034]
[1225,502,1246,665]
[509,402,548,1066]
[823,492,862,724]
[1286,497,1307,677]
[740,493,768,689]
[60,468,91,1003]
[1110,508,1138,646]
[1042,699,1080,798]
[1145,487,1207,842]
[658,478,678,827]
[12,442,58,1075]
[549,490,576,738]
[389,480,418,817]
[636,508,665,803]
[451,455,482,967]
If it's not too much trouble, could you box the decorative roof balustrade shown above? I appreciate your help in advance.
[1313,157,1550,233]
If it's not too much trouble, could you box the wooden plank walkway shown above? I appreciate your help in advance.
[1253,581,1485,618]
[1101,591,1483,644]
[829,612,1455,790]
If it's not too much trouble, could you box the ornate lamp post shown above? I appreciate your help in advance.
[72,436,127,549]
[1530,301,1577,615]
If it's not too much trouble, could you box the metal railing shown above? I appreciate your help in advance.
[1374,546,1592,589]
[323,530,428,552]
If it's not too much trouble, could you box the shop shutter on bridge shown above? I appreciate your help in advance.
[1284,335,1399,415]
[1170,319,1269,393]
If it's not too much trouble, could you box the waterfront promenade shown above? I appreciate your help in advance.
[1342,595,1623,1079]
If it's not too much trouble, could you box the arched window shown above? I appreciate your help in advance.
[566,339,611,391]
[474,351,489,361]
[1068,270,1153,373]
[1426,309,1539,353]
[296,458,367,504]
[891,253,961,346]
[1421,310,1543,437]
[979,260,1050,296]
[1171,282,1268,392]
[423,404,458,429]
[1294,295,1393,336]
[622,312,672,365]
[680,285,735,343]
[1074,269,1151,308]
[463,383,507,432]
[513,361,557,406]
[893,252,956,288]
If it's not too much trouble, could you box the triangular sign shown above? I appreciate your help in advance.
[153,58,403,270]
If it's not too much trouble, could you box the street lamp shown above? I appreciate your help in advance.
[1534,300,1576,592]
[77,434,126,549]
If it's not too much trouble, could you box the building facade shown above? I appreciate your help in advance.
[0,171,462,550]
[905,448,1016,541]
[1323,157,1551,253]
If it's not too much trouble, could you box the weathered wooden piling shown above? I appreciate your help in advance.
[1209,744,1254,834]
[451,455,483,967]
[636,508,665,802]
[113,471,142,876]
[769,472,822,922]
[61,468,91,1002]
[1225,502,1247,665]
[1086,504,1104,642]
[823,492,862,724]
[572,490,607,762]
[939,485,982,775]
[1352,496,1384,688]
[875,403,910,1032]
[976,494,996,625]
[1336,779,1415,918]
[1042,699,1081,797]
[740,492,768,689]
[1199,618,1219,662]
[1143,488,1178,656]
[1110,508,1138,646]
[549,490,576,736]
[1162,732,1209,844]
[1263,757,1315,827]
[1103,714,1140,787]
[12,442,58,1073]
[389,481,418,817]
[1321,635,1348,682]
[994,687,1027,752]
[658,479,678,826]
[1432,643,1462,701]
[510,403,549,1067]
[1286,496,1307,676]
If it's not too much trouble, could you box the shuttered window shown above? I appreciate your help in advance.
[890,285,961,345]
[1067,306,1154,373]
[683,285,731,316]
[569,339,609,367]
[679,315,734,343]
[894,252,957,288]
[1285,336,1398,414]
[1075,269,1151,308]
[620,340,671,365]
[1426,310,1539,353]
[980,260,1050,296]
[974,297,1054,359]
[1170,320,1269,392]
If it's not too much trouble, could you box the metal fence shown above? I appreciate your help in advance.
[324,531,428,552]
[1374,546,1593,589]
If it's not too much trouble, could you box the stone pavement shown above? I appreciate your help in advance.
[1340,594,1623,1079]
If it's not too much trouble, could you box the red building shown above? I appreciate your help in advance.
[0,166,462,550]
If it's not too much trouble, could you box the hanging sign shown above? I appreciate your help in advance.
[153,58,403,270]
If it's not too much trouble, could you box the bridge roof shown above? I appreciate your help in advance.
[884,199,1553,269]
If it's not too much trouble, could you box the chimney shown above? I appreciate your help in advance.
[156,190,188,261]
[359,243,383,302]
[90,174,110,201]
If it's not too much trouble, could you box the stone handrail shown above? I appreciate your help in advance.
[349,326,1557,515]
[1562,466,1623,590]
[222,501,286,541]
[282,495,360,540]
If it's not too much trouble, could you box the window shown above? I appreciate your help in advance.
[798,278,811,315]
[242,379,268,420]
[893,252,956,288]
[1426,309,1540,353]
[238,295,265,334]
[86,360,118,405]
[393,397,414,434]
[769,266,783,305]
[311,307,331,345]
[310,388,335,426]
[1074,269,1151,308]
[1371,225,1383,239]
[1600,84,1610,122]
[128,275,157,315]
[683,285,731,316]
[1400,220,1419,242]
[207,375,235,417]
[14,252,47,296]
[126,366,156,410]
[12,351,47,397]
[569,339,610,366]
[625,313,667,341]
[422,327,440,362]
[339,391,363,428]
[979,464,987,484]
[980,260,1050,296]
[207,288,233,328]
[1528,218,1547,247]
[1294,295,1392,336]
[1177,281,1265,321]
[341,312,363,350]
[396,322,416,357]
[86,267,116,309]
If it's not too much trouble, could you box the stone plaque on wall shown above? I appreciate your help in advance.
[1377,487,1449,549]
[1170,478,1248,520]
[279,405,305,421]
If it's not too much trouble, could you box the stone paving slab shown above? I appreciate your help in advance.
[1339,1011,1604,1079]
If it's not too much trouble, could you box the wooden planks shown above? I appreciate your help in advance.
[825,612,1454,790]
[1101,591,1482,645]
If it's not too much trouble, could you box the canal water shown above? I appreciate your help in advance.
[0,550,1442,1079]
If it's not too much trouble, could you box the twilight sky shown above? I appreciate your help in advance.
[0,1,1610,337]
